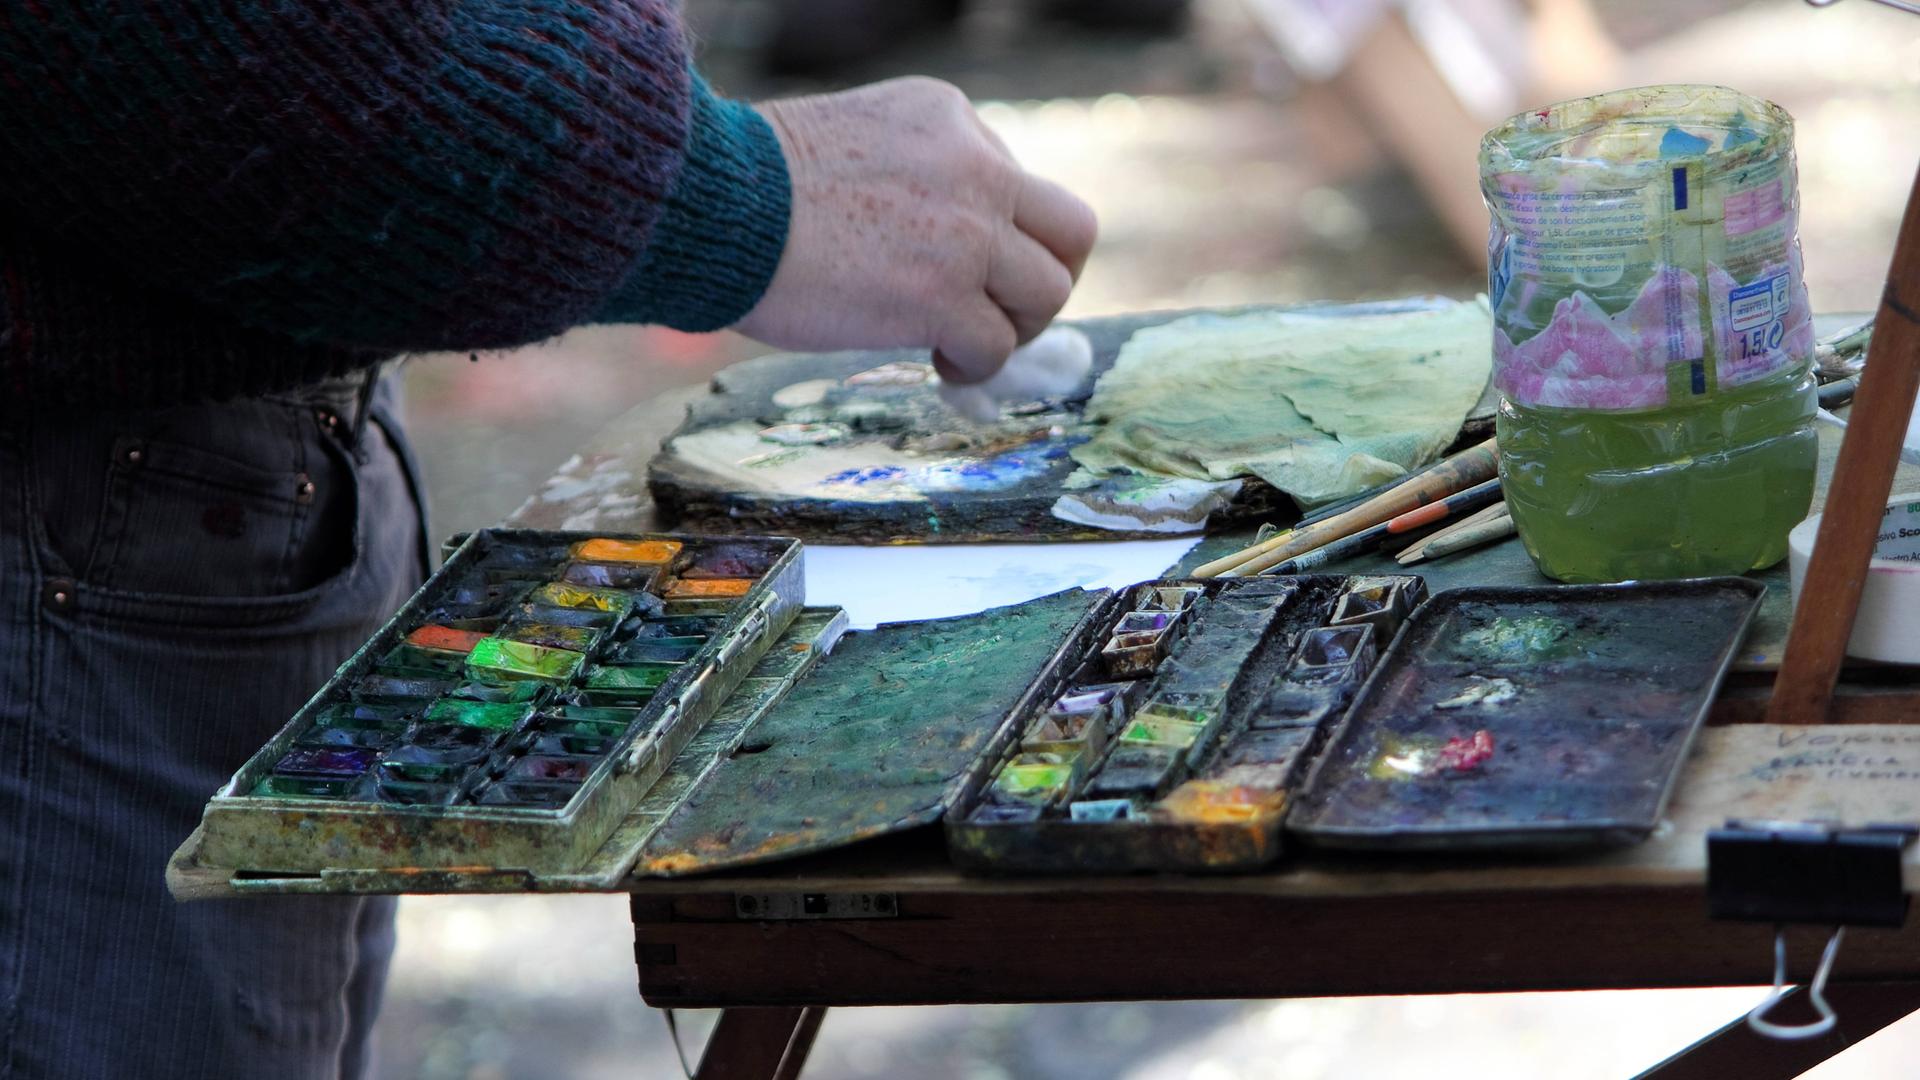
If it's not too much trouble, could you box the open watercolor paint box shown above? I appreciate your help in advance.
[192,529,804,875]
[942,575,1424,873]
[182,551,1764,890]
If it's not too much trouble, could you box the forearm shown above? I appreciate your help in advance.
[0,3,788,352]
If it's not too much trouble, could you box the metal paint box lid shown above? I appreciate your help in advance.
[1288,577,1766,851]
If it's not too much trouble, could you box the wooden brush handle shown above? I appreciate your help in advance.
[1210,438,1499,577]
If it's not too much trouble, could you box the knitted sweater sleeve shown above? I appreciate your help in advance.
[0,2,790,352]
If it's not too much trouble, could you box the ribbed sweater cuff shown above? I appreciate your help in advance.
[595,76,790,332]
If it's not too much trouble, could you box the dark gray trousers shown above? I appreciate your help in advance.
[0,376,428,1078]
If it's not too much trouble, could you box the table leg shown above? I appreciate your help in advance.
[1634,982,1920,1079]
[694,1006,829,1080]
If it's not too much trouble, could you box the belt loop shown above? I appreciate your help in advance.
[349,364,379,463]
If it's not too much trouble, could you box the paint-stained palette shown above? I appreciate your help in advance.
[649,302,1493,544]
[1288,578,1766,850]
[194,529,803,875]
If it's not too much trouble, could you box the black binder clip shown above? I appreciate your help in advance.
[1707,819,1919,1040]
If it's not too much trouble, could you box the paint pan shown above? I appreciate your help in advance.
[424,698,533,732]
[971,800,1045,824]
[378,753,482,785]
[475,781,582,809]
[1137,585,1203,612]
[1158,780,1285,825]
[1084,745,1181,800]
[571,538,683,565]
[1052,686,1119,715]
[504,622,604,654]
[560,560,664,591]
[300,706,410,751]
[1022,713,1105,764]
[1328,577,1426,642]
[1101,629,1168,679]
[1221,728,1314,769]
[442,581,531,613]
[1115,610,1182,636]
[527,717,629,757]
[528,582,636,619]
[476,542,572,571]
[549,704,645,725]
[1247,689,1342,732]
[1069,799,1136,822]
[512,602,623,631]
[584,663,679,692]
[504,754,599,784]
[679,543,780,580]
[468,638,587,684]
[1119,714,1205,751]
[350,673,455,705]
[633,616,723,640]
[406,625,491,655]
[1289,578,1766,851]
[257,747,376,798]
[449,678,547,705]
[1138,693,1221,728]
[663,597,740,617]
[436,616,506,634]
[376,644,469,679]
[664,577,755,600]
[989,757,1076,805]
[1286,624,1378,686]
[1207,762,1294,791]
[609,640,705,665]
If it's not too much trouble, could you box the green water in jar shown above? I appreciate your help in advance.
[1497,363,1818,583]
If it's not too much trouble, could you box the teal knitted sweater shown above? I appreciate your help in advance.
[0,2,791,407]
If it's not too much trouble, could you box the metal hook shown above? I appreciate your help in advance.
[1805,0,1920,17]
[1746,926,1846,1040]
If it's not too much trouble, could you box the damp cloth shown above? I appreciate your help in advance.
[937,325,1095,423]
[1068,300,1492,507]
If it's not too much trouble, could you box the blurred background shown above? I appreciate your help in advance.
[383,1,1920,1076]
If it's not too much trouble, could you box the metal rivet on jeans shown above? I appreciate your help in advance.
[122,443,143,466]
[295,474,316,503]
[43,578,75,611]
[317,409,338,430]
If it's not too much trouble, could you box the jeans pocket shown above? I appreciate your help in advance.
[38,398,368,632]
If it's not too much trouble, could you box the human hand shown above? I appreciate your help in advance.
[732,77,1097,385]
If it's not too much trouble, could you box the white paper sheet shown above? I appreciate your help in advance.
[803,539,1201,630]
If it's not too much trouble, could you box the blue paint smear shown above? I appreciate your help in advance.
[818,435,1089,496]
[1723,111,1762,149]
[1659,126,1712,159]
[917,436,1087,493]
[823,465,908,486]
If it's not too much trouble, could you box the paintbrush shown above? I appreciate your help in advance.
[1401,511,1516,565]
[1199,437,1498,578]
[1393,500,1509,564]
[1256,479,1503,575]
[1397,501,1514,565]
[1295,437,1491,527]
